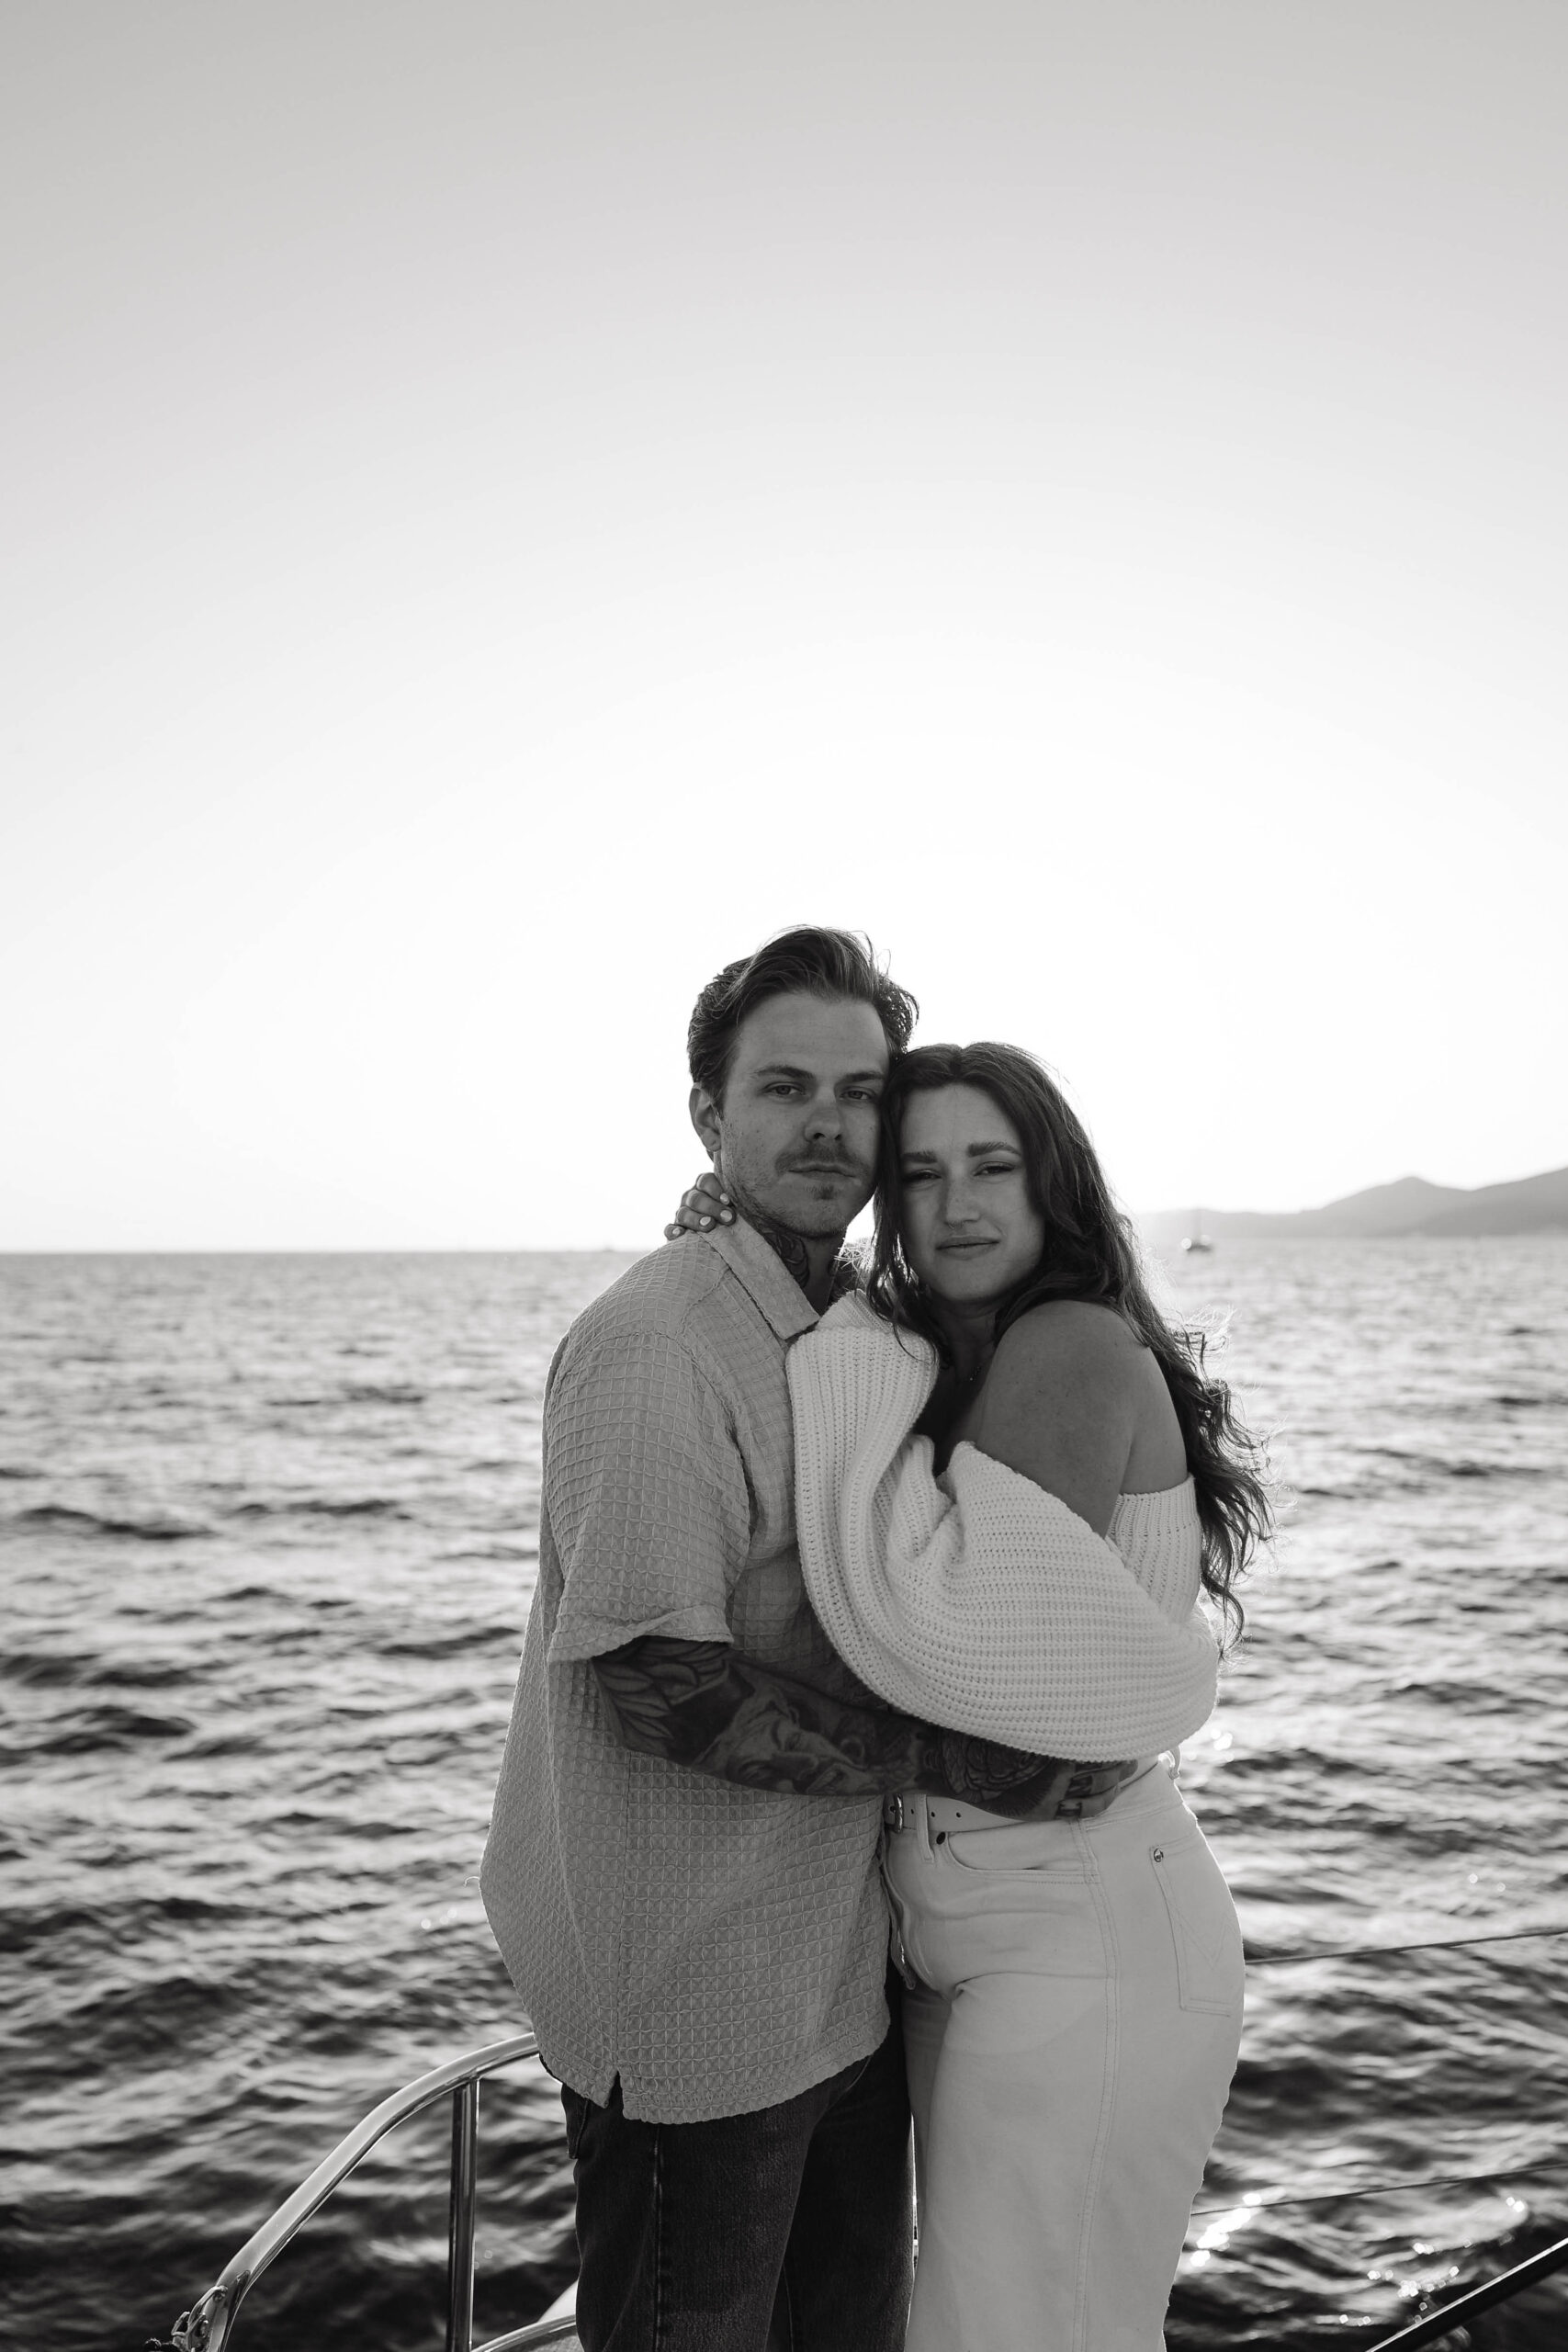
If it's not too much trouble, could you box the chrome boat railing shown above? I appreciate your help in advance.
[167,2031,580,2352]
[1365,2228,1568,2350]
[166,1921,1568,2351]
[1241,1919,1568,2347]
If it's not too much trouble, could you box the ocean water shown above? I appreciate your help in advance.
[2,1240,1565,2351]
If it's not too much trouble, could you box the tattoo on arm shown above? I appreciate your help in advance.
[591,1636,1079,1814]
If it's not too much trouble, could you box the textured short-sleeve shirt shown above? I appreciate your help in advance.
[479,1221,890,2123]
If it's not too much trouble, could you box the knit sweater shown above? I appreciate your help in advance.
[787,1292,1219,1759]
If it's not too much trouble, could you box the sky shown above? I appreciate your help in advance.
[4,1,1565,1250]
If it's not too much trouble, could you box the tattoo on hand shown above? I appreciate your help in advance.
[919,1731,1077,1819]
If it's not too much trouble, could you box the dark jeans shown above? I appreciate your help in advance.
[560,1993,914,2352]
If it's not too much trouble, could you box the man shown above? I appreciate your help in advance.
[481,927,1110,2352]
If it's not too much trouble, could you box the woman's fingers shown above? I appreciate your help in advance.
[677,1186,730,1229]
[684,1182,732,1217]
[666,1175,735,1236]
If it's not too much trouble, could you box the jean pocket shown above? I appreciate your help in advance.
[944,1826,1089,1876]
[1151,1837,1245,2016]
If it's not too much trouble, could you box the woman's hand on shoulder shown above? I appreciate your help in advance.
[663,1170,735,1242]
[969,1302,1145,1536]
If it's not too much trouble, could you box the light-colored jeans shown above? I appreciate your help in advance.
[883,1762,1244,2352]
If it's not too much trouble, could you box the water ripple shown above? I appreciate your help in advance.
[1,1240,1564,2350]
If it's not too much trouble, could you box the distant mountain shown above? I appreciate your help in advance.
[1416,1166,1568,1237]
[1139,1166,1568,1246]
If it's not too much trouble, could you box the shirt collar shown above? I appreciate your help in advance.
[703,1214,828,1341]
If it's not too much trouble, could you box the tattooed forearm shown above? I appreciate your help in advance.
[593,1636,917,1793]
[591,1636,1080,1810]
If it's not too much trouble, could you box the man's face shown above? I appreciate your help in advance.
[692,991,888,1238]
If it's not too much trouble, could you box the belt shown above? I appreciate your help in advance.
[884,1758,1153,1838]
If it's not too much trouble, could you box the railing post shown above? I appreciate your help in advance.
[445,2075,479,2352]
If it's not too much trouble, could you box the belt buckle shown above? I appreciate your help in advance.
[882,1792,904,1833]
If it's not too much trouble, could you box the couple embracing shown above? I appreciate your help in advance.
[481,926,1270,2351]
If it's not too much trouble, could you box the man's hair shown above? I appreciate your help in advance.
[687,926,919,1106]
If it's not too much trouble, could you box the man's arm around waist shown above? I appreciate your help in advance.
[592,1635,1132,1818]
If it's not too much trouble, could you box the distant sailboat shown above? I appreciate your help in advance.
[1181,1209,1214,1254]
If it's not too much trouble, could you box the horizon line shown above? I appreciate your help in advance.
[5,1161,1565,1259]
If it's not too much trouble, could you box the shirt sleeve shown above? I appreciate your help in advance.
[544,1324,750,1666]
[788,1300,1219,1758]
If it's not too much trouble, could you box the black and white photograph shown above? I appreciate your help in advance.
[4,6,1565,2349]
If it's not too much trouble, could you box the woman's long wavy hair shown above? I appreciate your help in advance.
[865,1042,1272,1640]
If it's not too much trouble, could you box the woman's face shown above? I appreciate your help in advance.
[896,1084,1046,1307]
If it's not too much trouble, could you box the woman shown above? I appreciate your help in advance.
[671,1043,1271,2350]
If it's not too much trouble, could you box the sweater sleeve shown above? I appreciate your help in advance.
[788,1295,1218,1758]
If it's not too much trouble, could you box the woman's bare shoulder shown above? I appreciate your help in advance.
[972,1304,1145,1527]
[990,1300,1145,1384]
[986,1301,1185,1508]
[980,1304,1146,1438]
